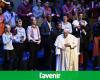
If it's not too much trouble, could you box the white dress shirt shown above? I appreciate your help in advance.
[27,26,41,41]
[47,21,52,31]
[13,27,26,43]
[72,20,80,27]
[62,22,72,33]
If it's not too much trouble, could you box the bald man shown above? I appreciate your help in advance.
[55,29,79,71]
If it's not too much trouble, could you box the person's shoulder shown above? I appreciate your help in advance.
[27,26,32,29]
[62,21,65,25]
[21,27,25,30]
[67,22,72,26]
[41,21,47,25]
[69,34,77,38]
[72,20,79,23]
[2,33,6,36]
[0,14,4,17]
[12,12,16,15]
[36,25,39,28]
[72,20,79,26]
[15,27,18,29]
[68,22,71,24]
[3,11,8,15]
[10,33,13,36]
[2,33,11,37]
[84,20,88,25]
[28,25,32,28]
[57,34,63,38]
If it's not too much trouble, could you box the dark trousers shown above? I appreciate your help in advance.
[83,52,88,70]
[13,43,24,70]
[28,42,40,70]
[51,47,56,70]
[3,50,15,70]
[80,37,89,70]
[43,44,52,70]
[93,56,100,70]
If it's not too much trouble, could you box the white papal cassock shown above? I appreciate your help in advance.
[55,34,80,71]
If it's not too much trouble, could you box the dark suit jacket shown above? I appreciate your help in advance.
[40,21,55,46]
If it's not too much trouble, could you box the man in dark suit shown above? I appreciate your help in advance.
[40,14,55,70]
[50,21,63,70]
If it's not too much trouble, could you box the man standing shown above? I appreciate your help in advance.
[40,14,55,70]
[55,29,79,71]
[27,17,41,70]
[79,13,89,70]
[50,21,63,70]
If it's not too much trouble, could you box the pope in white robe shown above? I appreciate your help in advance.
[55,29,79,71]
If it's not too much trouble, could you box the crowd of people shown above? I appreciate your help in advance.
[0,0,100,71]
